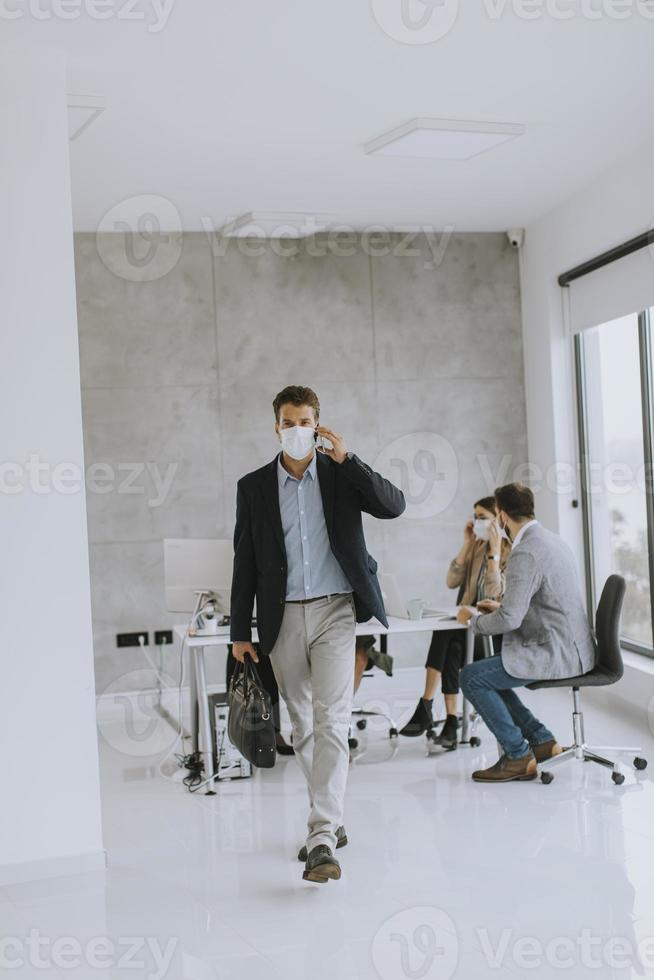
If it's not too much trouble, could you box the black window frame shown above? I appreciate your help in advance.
[574,309,654,659]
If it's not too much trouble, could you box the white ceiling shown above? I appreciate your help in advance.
[11,2,654,231]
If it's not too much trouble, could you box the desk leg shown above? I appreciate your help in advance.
[189,644,199,758]
[460,626,475,744]
[193,646,216,795]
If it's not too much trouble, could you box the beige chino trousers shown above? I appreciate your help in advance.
[269,593,356,853]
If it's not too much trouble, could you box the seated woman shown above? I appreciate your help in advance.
[400,496,510,747]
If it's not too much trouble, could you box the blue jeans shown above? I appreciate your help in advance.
[460,656,555,759]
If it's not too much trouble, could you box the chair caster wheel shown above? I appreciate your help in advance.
[634,757,648,770]
[389,728,398,739]
[541,772,554,784]
[469,737,481,747]
[612,771,625,785]
[356,719,367,731]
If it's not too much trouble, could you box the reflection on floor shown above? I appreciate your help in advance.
[2,670,654,979]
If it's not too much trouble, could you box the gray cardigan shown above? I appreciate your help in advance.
[472,523,596,681]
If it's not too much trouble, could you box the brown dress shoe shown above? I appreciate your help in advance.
[472,751,537,782]
[532,740,562,763]
[302,845,341,883]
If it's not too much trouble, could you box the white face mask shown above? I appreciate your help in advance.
[280,425,315,461]
[473,518,491,541]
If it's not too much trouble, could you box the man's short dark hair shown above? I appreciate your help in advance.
[494,483,535,521]
[272,385,320,423]
[474,495,497,515]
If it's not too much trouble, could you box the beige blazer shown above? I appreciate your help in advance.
[446,537,511,606]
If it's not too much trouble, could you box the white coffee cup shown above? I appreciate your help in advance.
[407,598,427,620]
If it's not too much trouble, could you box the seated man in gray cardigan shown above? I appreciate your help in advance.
[457,483,596,783]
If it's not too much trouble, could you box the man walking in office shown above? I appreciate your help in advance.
[458,483,596,783]
[230,385,405,882]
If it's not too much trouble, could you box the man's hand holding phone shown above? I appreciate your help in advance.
[232,641,259,663]
[316,426,348,464]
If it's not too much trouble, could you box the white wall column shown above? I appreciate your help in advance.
[0,43,105,884]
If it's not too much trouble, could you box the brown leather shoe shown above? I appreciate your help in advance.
[472,751,537,782]
[298,826,347,862]
[532,740,562,763]
[302,845,341,883]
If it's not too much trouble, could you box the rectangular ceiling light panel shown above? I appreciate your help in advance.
[365,118,526,161]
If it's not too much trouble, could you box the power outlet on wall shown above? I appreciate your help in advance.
[116,632,149,648]
[154,630,173,646]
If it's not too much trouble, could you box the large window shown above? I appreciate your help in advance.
[576,310,654,654]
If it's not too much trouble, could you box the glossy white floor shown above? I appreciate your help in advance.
[3,668,654,980]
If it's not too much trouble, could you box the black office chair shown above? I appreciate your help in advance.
[528,574,648,786]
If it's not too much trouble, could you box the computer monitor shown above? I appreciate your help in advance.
[163,538,234,614]
[379,572,409,619]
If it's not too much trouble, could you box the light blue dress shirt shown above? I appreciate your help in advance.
[277,453,352,600]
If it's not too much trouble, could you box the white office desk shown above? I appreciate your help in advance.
[174,616,479,793]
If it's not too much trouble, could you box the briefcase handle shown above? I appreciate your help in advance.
[230,655,270,721]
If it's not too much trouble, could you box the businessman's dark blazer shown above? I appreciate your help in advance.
[230,451,406,655]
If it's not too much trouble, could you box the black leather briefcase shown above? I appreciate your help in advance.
[228,657,276,769]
